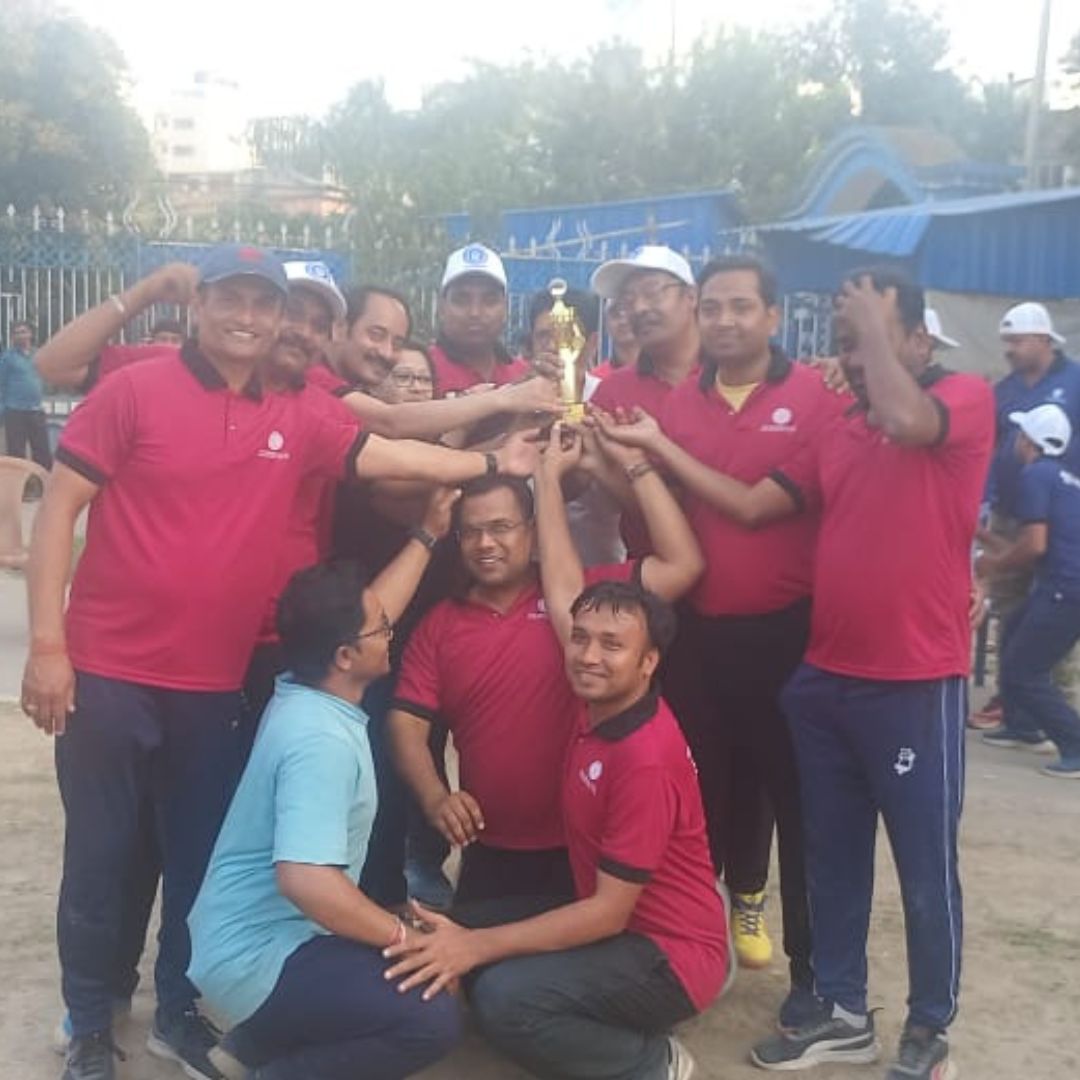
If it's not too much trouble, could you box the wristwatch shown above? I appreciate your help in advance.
[408,526,438,552]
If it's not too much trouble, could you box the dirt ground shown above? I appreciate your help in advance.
[1,700,1078,1080]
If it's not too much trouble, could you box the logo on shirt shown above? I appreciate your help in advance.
[760,405,796,433]
[579,759,604,794]
[1061,469,1080,490]
[1051,387,1066,402]
[257,430,291,462]
[893,747,916,777]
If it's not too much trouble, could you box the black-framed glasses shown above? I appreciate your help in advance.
[615,280,685,311]
[354,614,394,644]
[390,370,434,388]
[456,519,528,544]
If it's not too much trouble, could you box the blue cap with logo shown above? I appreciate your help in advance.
[198,244,288,296]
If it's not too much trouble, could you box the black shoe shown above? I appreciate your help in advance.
[63,1032,124,1080]
[886,1024,957,1079]
[751,1002,880,1071]
[147,1006,226,1079]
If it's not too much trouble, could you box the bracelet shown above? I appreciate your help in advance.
[484,451,499,477]
[624,461,656,483]
[30,639,68,657]
[108,294,127,318]
[408,526,438,552]
[387,917,407,949]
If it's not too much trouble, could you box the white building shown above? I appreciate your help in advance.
[151,72,252,176]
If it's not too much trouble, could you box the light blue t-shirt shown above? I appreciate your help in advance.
[188,675,376,1025]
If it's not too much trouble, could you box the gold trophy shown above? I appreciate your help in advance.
[548,278,587,422]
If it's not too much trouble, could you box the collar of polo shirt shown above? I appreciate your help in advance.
[590,690,660,742]
[182,339,264,401]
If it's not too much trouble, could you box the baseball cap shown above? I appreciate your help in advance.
[590,245,695,300]
[1008,403,1072,457]
[198,244,287,296]
[1000,302,1065,345]
[441,244,507,292]
[284,261,347,321]
[925,308,959,349]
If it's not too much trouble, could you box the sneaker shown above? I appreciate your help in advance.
[981,727,1055,754]
[778,984,822,1032]
[1040,755,1080,778]
[967,695,1003,729]
[667,1035,696,1080]
[886,1024,957,1079]
[147,1006,226,1079]
[63,1032,125,1080]
[751,1004,881,1071]
[53,998,132,1056]
[731,890,773,969]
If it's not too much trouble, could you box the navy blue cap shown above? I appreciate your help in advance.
[198,244,288,295]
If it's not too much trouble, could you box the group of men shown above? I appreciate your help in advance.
[13,233,1078,1080]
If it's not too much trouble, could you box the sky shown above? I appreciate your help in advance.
[63,0,1077,121]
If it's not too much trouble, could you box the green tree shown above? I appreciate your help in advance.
[0,2,154,211]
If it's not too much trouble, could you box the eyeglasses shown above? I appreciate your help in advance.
[614,280,685,312]
[390,370,434,388]
[354,613,394,644]
[456,519,528,544]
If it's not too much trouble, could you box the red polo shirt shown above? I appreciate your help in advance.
[563,693,729,1011]
[305,360,354,397]
[590,361,698,557]
[660,355,847,616]
[429,343,530,397]
[391,563,636,850]
[57,344,366,691]
[773,368,994,680]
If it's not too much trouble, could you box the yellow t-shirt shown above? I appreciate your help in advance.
[715,381,760,412]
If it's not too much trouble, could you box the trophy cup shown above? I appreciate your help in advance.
[548,278,587,422]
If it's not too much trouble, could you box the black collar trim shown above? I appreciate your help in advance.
[181,339,263,400]
[591,691,659,742]
[699,343,792,392]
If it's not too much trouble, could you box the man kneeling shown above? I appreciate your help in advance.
[386,580,731,1080]
[188,551,461,1079]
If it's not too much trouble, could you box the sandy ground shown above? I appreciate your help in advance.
[1,700,1078,1080]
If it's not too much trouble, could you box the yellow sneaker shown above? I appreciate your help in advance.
[731,889,773,969]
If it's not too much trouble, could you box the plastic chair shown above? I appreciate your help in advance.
[0,455,48,569]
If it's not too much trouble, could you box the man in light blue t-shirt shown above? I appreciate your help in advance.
[188,508,462,1080]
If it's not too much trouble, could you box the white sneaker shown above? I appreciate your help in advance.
[668,1035,696,1080]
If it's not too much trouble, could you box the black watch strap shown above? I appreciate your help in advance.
[408,526,438,552]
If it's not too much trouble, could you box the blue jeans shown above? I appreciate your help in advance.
[470,932,696,1080]
[56,673,255,1035]
[783,665,965,1032]
[1000,589,1080,757]
[226,935,460,1079]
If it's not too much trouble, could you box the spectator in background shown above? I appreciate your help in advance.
[592,296,640,379]
[1,320,53,469]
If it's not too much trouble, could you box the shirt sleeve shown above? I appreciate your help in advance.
[1015,462,1055,525]
[389,608,444,723]
[584,561,638,586]
[597,763,677,884]
[54,366,139,485]
[273,731,360,866]
[771,434,823,514]
[299,388,368,482]
[930,374,995,455]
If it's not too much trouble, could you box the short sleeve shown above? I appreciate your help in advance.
[1015,462,1055,525]
[930,375,995,456]
[273,732,360,866]
[584,561,637,586]
[390,608,444,723]
[298,388,367,482]
[771,436,823,514]
[597,764,677,884]
[55,367,139,485]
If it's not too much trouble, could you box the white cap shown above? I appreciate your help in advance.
[590,245,695,299]
[924,308,958,349]
[1000,302,1065,345]
[283,261,347,321]
[441,244,507,291]
[1008,403,1072,457]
